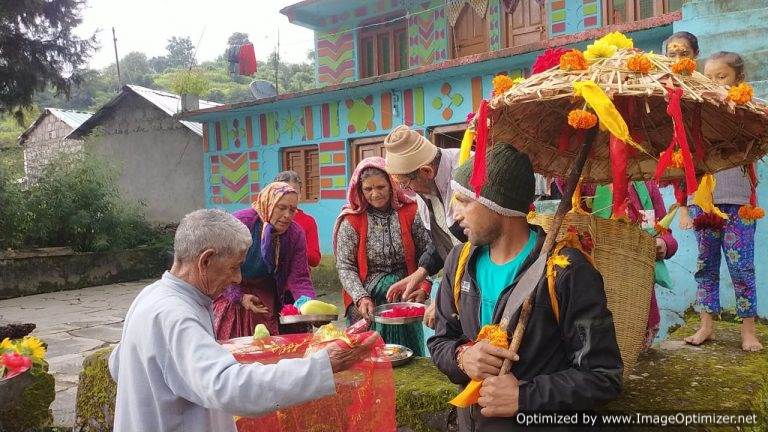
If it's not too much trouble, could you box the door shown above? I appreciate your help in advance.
[505,0,546,49]
[452,5,489,58]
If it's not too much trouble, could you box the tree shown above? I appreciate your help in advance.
[166,36,196,69]
[0,0,97,122]
[227,32,251,47]
[119,52,154,87]
[148,56,171,74]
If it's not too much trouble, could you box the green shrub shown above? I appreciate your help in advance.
[1,152,159,252]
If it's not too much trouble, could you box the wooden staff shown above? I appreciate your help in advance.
[498,127,599,376]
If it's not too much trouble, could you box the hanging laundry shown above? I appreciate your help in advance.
[227,45,240,75]
[238,43,257,76]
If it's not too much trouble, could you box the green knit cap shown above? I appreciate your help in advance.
[451,143,535,216]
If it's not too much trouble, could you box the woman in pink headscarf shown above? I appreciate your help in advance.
[333,157,433,355]
[213,182,315,339]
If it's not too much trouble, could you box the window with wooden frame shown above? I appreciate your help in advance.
[504,0,546,49]
[429,124,465,149]
[358,18,408,79]
[602,0,683,25]
[282,145,319,202]
[350,136,387,168]
[451,5,489,58]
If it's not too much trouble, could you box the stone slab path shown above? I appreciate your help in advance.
[0,281,148,427]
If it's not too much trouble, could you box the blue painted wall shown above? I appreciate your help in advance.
[655,0,768,335]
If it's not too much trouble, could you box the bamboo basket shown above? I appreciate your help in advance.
[530,212,656,376]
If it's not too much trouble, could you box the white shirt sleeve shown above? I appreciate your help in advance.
[160,313,336,417]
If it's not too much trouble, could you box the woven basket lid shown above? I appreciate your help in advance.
[489,48,768,183]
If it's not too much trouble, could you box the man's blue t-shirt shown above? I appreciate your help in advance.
[476,230,537,326]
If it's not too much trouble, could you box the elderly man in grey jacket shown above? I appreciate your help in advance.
[109,209,376,432]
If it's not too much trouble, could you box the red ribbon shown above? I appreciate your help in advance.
[610,134,630,218]
[654,87,698,195]
[673,180,687,206]
[470,100,490,197]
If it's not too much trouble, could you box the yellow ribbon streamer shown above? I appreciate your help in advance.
[693,174,729,220]
[449,325,508,408]
[572,81,638,149]
[458,128,475,166]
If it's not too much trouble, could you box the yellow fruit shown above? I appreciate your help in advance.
[299,300,339,316]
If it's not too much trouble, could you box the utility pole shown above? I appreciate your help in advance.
[112,27,121,88]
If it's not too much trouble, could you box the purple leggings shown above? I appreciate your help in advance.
[690,204,757,317]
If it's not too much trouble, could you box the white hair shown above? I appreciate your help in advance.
[174,209,252,262]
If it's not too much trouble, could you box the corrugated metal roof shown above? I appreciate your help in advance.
[126,85,221,136]
[17,108,93,146]
[67,85,222,139]
[47,108,93,130]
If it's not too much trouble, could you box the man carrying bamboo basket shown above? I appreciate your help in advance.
[428,144,623,431]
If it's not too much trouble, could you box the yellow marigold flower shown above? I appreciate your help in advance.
[627,54,652,73]
[671,58,696,75]
[599,31,634,50]
[728,82,753,105]
[492,75,515,96]
[550,254,571,268]
[568,109,598,129]
[477,324,508,348]
[559,50,588,71]
[18,336,46,360]
[584,40,617,61]
[512,76,525,85]
[0,337,17,353]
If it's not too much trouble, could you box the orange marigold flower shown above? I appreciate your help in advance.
[559,50,588,71]
[627,54,652,73]
[670,149,684,168]
[671,58,696,75]
[654,222,670,236]
[492,75,515,96]
[567,109,598,129]
[476,324,509,348]
[738,204,765,220]
[728,82,754,105]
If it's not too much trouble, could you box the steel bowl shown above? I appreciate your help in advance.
[373,302,426,325]
[279,314,338,325]
[374,343,414,367]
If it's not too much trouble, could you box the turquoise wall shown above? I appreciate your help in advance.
[656,0,768,334]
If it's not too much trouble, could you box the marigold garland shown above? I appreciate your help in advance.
[728,82,754,105]
[739,204,765,220]
[567,109,598,129]
[627,53,652,73]
[559,50,588,71]
[449,324,509,407]
[492,74,515,96]
[671,58,696,75]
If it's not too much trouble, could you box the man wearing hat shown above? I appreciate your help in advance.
[428,144,622,430]
[383,124,467,326]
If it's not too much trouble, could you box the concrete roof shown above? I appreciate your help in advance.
[67,85,221,139]
[17,108,93,146]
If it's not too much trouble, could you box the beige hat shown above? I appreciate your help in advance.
[383,125,438,174]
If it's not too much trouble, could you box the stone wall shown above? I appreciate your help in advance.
[0,246,168,300]
[85,93,204,224]
[22,113,81,183]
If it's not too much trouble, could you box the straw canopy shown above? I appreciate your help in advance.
[489,46,768,183]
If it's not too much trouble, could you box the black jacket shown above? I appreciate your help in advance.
[427,225,623,431]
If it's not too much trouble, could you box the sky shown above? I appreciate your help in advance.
[76,0,316,70]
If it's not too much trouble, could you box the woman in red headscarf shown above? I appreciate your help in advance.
[333,157,433,355]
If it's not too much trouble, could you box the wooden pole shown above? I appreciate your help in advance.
[499,126,599,376]
[112,27,121,88]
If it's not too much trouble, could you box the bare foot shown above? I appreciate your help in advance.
[684,326,715,346]
[741,319,764,352]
